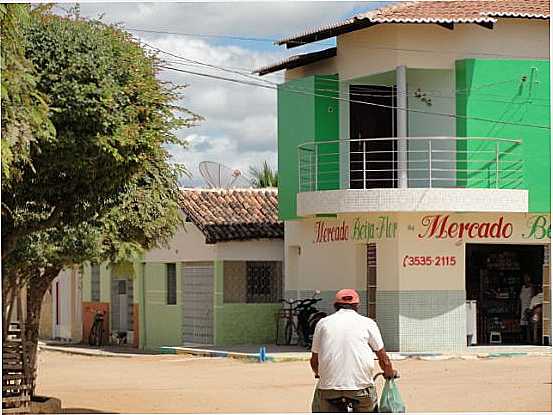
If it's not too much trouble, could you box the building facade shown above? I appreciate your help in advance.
[256,0,551,352]
[80,189,284,351]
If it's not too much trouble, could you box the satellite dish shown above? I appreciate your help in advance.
[199,161,252,189]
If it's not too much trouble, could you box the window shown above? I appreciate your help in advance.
[246,261,282,303]
[166,263,177,305]
[223,261,283,304]
[91,263,100,302]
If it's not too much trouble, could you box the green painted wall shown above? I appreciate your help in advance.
[81,263,92,302]
[315,75,340,191]
[456,59,550,212]
[80,262,111,303]
[278,75,339,220]
[142,262,182,351]
[213,260,281,345]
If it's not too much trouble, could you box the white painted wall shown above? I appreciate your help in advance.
[286,213,550,294]
[144,223,217,262]
[287,19,549,82]
[51,268,82,341]
[144,221,283,263]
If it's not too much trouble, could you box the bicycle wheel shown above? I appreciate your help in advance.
[284,319,294,345]
[88,324,96,346]
[95,323,103,346]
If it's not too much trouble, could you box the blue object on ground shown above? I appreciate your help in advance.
[259,346,267,362]
[379,379,406,413]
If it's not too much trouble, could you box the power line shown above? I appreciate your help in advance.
[159,52,550,107]
[125,26,549,60]
[126,27,331,47]
[139,35,549,103]
[161,65,550,130]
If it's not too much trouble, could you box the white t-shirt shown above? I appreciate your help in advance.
[311,309,384,390]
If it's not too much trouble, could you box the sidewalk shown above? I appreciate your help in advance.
[39,340,551,362]
[38,341,155,358]
[160,343,552,363]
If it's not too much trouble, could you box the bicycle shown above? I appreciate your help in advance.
[88,310,105,346]
[323,372,401,413]
[276,292,327,347]
[276,298,300,345]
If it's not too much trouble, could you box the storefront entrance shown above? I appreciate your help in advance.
[466,244,545,346]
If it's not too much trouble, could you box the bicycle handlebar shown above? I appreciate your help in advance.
[373,371,400,381]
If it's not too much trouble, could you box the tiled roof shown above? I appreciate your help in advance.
[179,188,283,244]
[277,0,550,48]
[253,47,336,76]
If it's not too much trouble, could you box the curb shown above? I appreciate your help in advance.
[159,346,551,363]
[39,344,146,358]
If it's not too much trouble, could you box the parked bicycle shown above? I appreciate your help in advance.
[88,310,105,346]
[276,291,327,347]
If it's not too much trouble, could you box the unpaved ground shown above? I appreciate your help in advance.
[35,351,551,413]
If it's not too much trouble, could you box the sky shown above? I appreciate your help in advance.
[66,1,391,187]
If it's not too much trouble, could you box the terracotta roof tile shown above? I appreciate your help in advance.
[179,188,283,244]
[277,0,550,47]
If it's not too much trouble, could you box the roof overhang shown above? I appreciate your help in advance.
[253,47,337,76]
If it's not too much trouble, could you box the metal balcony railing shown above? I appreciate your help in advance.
[298,137,524,192]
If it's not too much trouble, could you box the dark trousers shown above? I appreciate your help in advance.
[313,386,378,413]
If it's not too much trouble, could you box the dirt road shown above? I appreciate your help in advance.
[35,351,551,413]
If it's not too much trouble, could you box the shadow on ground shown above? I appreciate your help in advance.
[61,408,118,413]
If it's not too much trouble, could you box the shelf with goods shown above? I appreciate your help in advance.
[479,251,522,340]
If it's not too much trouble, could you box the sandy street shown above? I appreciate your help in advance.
[35,351,551,413]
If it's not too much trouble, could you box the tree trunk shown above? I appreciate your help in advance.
[23,266,62,398]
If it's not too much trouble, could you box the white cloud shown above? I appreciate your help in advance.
[73,2,382,187]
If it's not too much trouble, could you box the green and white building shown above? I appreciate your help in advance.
[81,189,284,351]
[255,0,551,352]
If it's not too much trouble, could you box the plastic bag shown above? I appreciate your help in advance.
[311,379,321,413]
[379,379,406,413]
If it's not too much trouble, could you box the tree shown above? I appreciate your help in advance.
[0,4,53,182]
[249,161,278,188]
[1,10,200,259]
[1,9,199,398]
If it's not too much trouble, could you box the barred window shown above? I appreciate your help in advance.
[224,261,282,304]
[91,263,100,302]
[166,263,177,305]
[247,261,282,303]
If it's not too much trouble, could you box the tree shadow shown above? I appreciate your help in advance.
[61,408,118,414]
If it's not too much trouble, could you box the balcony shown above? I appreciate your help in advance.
[296,137,528,216]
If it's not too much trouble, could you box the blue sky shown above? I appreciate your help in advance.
[71,1,392,187]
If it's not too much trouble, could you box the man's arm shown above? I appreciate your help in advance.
[310,352,319,377]
[375,348,396,379]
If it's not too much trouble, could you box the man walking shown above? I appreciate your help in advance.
[310,288,396,412]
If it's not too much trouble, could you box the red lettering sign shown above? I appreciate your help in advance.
[418,215,513,240]
[315,221,349,243]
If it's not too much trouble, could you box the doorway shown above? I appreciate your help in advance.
[349,85,397,189]
[465,244,545,345]
[182,262,214,345]
[111,278,133,336]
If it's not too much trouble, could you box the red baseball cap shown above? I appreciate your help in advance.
[335,289,360,304]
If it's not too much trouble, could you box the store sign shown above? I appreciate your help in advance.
[523,215,551,240]
[314,216,397,244]
[417,214,513,239]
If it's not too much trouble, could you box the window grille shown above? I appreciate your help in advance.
[91,263,100,302]
[246,261,283,303]
[367,244,377,319]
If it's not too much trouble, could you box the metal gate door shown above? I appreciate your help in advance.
[182,262,214,344]
[111,278,133,334]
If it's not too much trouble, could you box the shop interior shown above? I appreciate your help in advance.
[466,244,545,346]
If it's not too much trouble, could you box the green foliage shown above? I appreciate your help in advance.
[249,161,278,188]
[0,4,54,182]
[2,11,200,259]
